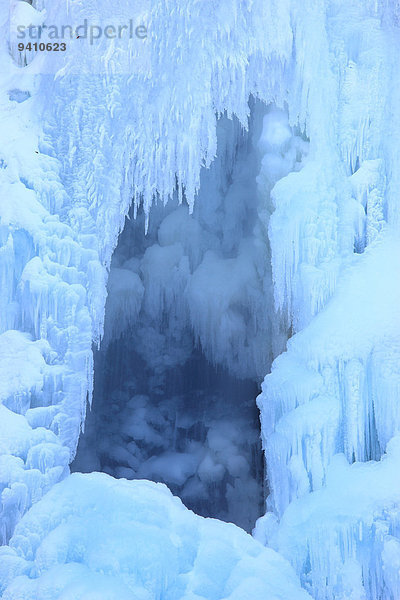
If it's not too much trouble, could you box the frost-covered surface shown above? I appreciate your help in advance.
[0,0,293,543]
[269,436,400,600]
[255,2,400,599]
[257,234,400,598]
[1,0,400,598]
[259,233,400,517]
[0,472,311,600]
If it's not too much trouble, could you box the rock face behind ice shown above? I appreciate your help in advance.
[0,472,311,600]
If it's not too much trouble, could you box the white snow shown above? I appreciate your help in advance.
[0,472,311,600]
[270,436,400,599]
[254,0,400,594]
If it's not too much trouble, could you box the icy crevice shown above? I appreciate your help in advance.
[73,106,290,532]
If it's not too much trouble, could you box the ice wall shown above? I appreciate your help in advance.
[1,0,400,598]
[0,0,293,543]
[255,1,400,599]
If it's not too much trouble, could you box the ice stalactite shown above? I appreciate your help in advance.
[255,2,400,599]
[73,106,283,531]
[0,0,294,543]
[1,0,400,598]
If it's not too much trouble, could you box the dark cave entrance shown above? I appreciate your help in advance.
[74,340,264,531]
[72,103,284,532]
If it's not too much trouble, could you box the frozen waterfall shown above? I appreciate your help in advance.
[72,109,274,531]
[1,0,400,599]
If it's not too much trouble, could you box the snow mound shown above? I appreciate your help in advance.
[0,472,311,600]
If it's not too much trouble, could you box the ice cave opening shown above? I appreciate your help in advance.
[73,337,264,532]
[73,101,305,531]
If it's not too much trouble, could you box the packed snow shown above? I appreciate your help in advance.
[0,473,311,600]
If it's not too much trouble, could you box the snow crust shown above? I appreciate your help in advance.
[0,472,311,600]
